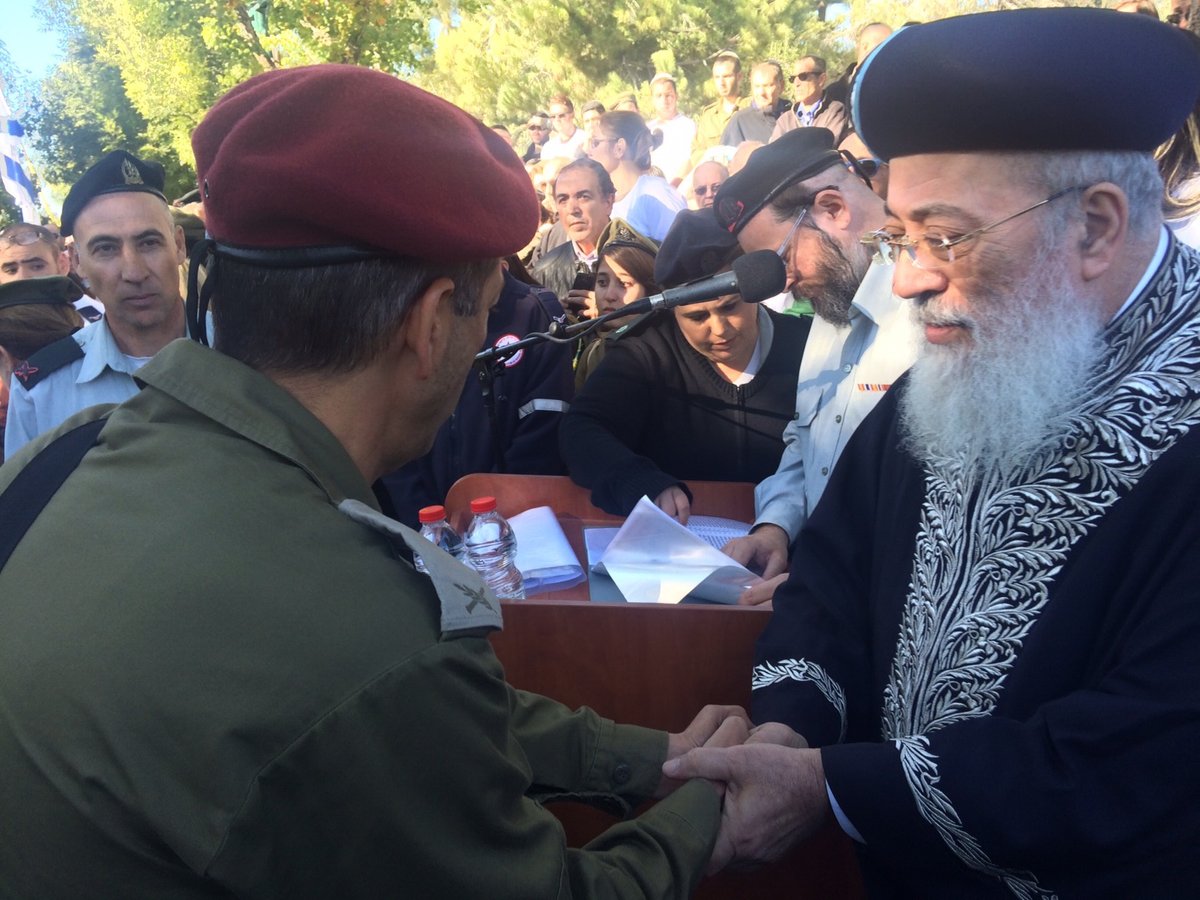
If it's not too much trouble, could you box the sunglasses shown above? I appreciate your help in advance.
[0,225,59,248]
[791,71,824,82]
[693,182,724,198]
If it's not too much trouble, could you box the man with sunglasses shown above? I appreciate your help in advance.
[0,222,70,284]
[521,111,551,163]
[770,56,847,146]
[715,127,919,604]
[667,11,1200,896]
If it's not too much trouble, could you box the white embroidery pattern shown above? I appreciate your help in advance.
[752,659,847,742]
[883,245,1200,898]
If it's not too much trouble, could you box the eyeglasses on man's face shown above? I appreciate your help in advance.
[791,71,824,82]
[693,182,724,198]
[859,185,1089,270]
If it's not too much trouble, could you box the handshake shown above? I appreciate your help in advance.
[658,705,832,875]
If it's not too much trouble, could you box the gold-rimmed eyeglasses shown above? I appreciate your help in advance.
[860,185,1089,270]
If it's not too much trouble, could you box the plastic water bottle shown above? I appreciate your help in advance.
[414,505,465,574]
[464,496,525,600]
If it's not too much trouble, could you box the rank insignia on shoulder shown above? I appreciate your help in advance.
[337,499,504,635]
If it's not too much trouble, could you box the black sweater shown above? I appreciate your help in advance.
[560,307,810,515]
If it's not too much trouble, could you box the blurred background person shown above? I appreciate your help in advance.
[647,73,696,187]
[722,61,790,145]
[522,111,551,163]
[580,99,606,138]
[1159,93,1200,247]
[689,160,728,209]
[0,277,85,459]
[588,110,686,242]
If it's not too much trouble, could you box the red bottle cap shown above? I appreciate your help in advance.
[418,505,447,524]
[469,496,498,514]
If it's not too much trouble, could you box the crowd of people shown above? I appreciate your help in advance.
[2,5,1200,899]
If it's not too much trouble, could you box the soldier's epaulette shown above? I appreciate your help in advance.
[607,310,657,344]
[12,331,85,390]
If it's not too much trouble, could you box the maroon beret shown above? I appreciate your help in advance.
[192,64,539,263]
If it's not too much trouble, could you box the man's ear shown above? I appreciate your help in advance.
[810,187,851,231]
[173,225,187,265]
[1078,183,1128,282]
[56,251,71,276]
[401,276,457,380]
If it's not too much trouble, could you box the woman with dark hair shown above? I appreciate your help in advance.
[0,277,85,459]
[587,110,685,241]
[560,209,810,520]
[574,218,659,388]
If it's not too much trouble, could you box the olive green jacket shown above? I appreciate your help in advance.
[0,340,718,899]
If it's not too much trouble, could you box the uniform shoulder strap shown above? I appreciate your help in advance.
[12,331,85,390]
[0,417,105,572]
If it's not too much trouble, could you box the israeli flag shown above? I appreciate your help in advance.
[0,87,39,223]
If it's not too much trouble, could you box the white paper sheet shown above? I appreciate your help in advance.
[596,497,755,604]
[507,506,586,594]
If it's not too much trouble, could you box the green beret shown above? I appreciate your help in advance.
[0,276,82,311]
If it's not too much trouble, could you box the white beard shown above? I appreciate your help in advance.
[900,245,1106,480]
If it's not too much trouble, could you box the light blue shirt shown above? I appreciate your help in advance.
[753,260,921,540]
[5,318,149,457]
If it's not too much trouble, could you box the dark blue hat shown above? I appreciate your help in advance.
[655,208,742,288]
[61,150,167,237]
[854,9,1200,161]
[712,127,842,235]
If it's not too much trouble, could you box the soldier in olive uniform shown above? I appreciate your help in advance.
[0,65,746,898]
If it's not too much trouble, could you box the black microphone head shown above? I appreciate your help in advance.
[732,250,787,303]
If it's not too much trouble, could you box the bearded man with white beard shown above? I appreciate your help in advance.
[664,10,1200,897]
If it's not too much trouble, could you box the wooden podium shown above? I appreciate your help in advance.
[445,474,864,899]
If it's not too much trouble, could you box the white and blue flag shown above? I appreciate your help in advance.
[0,86,39,223]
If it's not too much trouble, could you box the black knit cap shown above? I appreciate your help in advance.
[655,208,743,288]
[854,9,1200,161]
[0,276,82,311]
[61,150,167,237]
[712,127,842,235]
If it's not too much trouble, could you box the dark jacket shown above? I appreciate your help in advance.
[378,271,574,525]
[721,99,791,146]
[560,307,810,516]
[531,240,590,307]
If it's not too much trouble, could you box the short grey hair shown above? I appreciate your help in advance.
[1005,150,1164,240]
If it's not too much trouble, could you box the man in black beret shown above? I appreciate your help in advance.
[4,150,188,457]
[0,65,746,898]
[668,10,1200,897]
[714,126,919,604]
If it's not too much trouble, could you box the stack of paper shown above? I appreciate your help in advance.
[589,497,754,605]
[507,506,586,595]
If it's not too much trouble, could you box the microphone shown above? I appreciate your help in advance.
[620,249,786,315]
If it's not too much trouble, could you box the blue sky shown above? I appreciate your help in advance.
[3,4,65,86]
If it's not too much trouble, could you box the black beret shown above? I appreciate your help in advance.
[61,151,167,237]
[0,276,82,311]
[655,208,743,288]
[854,9,1200,161]
[712,127,842,234]
[192,64,539,264]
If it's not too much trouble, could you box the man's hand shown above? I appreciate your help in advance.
[737,573,787,607]
[656,704,750,798]
[654,485,691,524]
[722,524,789,579]
[745,721,809,748]
[564,288,596,319]
[662,745,830,874]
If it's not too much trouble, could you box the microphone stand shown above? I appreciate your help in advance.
[473,303,661,473]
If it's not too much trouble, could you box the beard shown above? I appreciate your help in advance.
[899,240,1106,481]
[792,226,871,328]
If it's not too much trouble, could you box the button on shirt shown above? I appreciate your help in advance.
[4,317,148,458]
[753,261,921,541]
